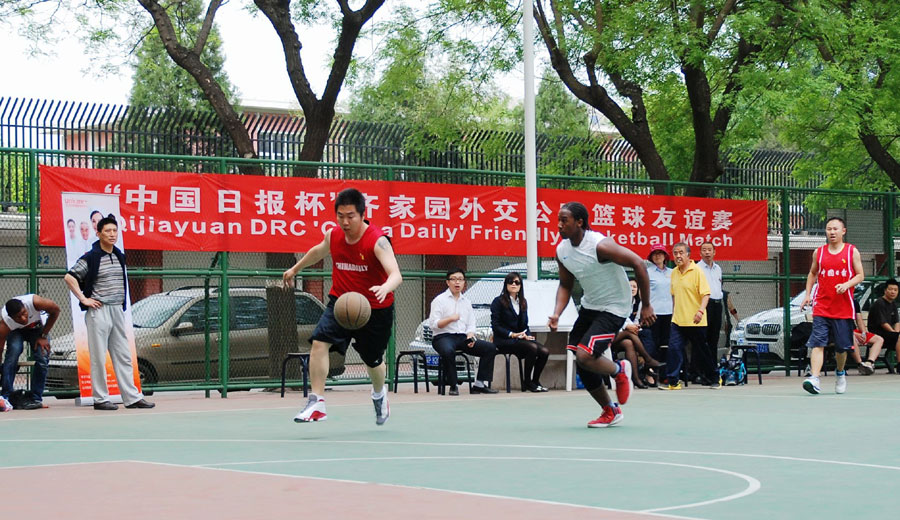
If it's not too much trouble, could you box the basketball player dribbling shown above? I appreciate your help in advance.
[283,188,402,425]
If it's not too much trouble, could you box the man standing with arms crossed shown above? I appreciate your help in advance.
[283,188,402,425]
[800,217,864,394]
[549,202,655,428]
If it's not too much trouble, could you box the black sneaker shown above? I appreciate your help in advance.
[93,401,118,411]
[125,399,155,409]
[21,400,44,410]
[448,386,459,396]
[471,385,498,394]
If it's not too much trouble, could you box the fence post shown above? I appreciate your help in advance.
[885,194,895,277]
[782,188,792,376]
[28,150,38,294]
[217,157,231,397]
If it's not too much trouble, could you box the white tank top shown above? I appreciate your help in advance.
[1,294,44,331]
[556,230,631,318]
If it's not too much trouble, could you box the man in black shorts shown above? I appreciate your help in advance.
[283,188,402,425]
[548,202,655,428]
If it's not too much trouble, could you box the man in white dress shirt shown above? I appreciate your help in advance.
[697,241,727,381]
[428,269,498,395]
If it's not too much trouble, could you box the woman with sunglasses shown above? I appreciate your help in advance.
[490,272,550,392]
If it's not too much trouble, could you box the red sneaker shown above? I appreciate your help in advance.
[614,360,633,405]
[587,404,623,428]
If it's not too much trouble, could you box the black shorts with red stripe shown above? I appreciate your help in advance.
[567,308,626,358]
[567,309,625,392]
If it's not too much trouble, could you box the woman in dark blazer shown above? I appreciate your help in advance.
[490,272,550,392]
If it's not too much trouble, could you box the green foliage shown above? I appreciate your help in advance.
[129,0,236,112]
[769,0,900,195]
[347,6,519,166]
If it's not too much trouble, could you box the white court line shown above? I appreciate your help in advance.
[2,437,898,472]
[197,455,760,513]
[0,393,537,423]
[135,459,705,520]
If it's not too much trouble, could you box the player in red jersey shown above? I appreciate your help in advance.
[283,188,402,425]
[799,217,864,395]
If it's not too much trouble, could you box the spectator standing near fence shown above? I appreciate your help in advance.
[663,242,716,390]
[64,214,154,410]
[696,241,725,383]
[549,202,655,427]
[799,217,864,395]
[866,278,900,374]
[642,244,673,361]
[1,295,61,410]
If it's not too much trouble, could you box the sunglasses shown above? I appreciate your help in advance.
[507,280,522,286]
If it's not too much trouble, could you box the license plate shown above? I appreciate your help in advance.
[754,343,770,353]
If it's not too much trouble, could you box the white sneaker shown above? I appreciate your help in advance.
[294,394,327,422]
[372,390,390,426]
[835,371,847,394]
[802,376,821,395]
[0,396,12,412]
[857,361,875,376]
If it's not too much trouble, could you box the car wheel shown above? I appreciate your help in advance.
[138,359,158,385]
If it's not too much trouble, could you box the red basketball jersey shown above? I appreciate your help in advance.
[329,224,393,309]
[811,243,856,319]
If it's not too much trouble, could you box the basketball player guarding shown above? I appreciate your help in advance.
[799,216,864,395]
[549,202,655,427]
[283,188,402,425]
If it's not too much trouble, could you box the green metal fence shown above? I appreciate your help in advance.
[1,146,898,399]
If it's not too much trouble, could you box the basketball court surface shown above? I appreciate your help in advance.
[3,374,898,519]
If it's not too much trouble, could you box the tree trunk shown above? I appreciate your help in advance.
[859,131,900,189]
[681,62,723,197]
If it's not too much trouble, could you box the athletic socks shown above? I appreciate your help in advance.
[613,364,622,376]
[371,388,385,400]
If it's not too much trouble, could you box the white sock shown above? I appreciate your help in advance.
[311,393,325,402]
[371,388,385,399]
[473,381,485,388]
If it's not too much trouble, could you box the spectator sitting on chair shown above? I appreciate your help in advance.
[429,269,498,395]
[850,298,883,375]
[611,280,662,389]
[1,294,61,410]
[490,272,550,392]
[867,278,900,374]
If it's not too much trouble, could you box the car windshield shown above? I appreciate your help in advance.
[131,295,191,328]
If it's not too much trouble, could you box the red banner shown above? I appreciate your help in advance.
[39,166,768,260]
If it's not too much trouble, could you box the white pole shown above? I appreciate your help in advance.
[524,0,538,282]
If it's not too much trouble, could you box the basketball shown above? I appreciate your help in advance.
[334,291,371,330]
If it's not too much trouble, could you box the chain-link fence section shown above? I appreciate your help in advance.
[2,147,899,398]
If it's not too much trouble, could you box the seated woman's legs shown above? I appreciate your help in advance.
[613,332,644,388]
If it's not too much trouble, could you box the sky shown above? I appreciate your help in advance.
[0,4,529,111]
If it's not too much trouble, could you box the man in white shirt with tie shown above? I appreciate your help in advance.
[428,269,498,396]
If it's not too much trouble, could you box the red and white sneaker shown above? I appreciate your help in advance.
[587,404,623,428]
[294,394,327,423]
[614,360,633,405]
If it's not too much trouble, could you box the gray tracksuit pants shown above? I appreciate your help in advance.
[85,305,143,405]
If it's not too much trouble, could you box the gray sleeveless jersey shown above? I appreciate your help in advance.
[556,230,631,318]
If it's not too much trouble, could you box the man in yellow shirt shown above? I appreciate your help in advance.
[661,242,717,390]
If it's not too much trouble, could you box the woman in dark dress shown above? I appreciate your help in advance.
[491,272,550,392]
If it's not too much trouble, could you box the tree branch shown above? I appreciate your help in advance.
[193,0,223,55]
